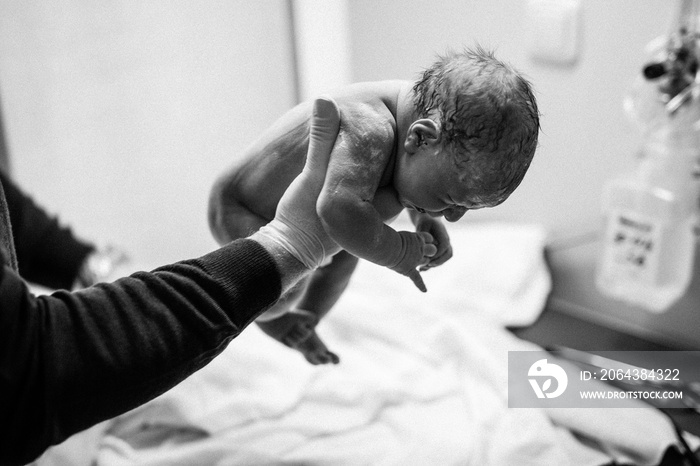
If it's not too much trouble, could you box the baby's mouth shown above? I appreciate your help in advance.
[405,203,443,218]
[403,202,426,213]
[401,200,434,215]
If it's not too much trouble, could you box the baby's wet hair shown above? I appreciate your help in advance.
[412,46,540,203]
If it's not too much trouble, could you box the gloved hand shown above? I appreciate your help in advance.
[388,230,437,292]
[256,97,342,270]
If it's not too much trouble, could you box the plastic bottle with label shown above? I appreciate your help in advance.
[596,124,700,312]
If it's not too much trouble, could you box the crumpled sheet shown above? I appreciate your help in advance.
[36,223,681,466]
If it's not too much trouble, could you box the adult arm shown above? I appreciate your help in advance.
[0,169,94,290]
[0,240,282,465]
[0,97,340,466]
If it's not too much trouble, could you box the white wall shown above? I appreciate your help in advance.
[346,0,678,238]
[292,0,352,101]
[0,1,683,268]
[0,1,297,266]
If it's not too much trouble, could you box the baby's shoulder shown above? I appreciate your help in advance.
[333,81,404,134]
[342,102,394,138]
[334,88,402,158]
[335,107,394,168]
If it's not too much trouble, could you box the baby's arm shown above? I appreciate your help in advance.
[317,129,437,291]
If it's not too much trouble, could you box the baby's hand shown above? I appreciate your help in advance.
[388,231,437,292]
[413,216,453,271]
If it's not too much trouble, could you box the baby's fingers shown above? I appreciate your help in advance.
[420,245,453,270]
[417,231,437,258]
[406,268,427,292]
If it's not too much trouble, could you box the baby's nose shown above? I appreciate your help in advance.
[443,207,467,222]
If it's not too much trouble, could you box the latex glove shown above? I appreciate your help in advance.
[412,214,453,271]
[256,97,342,270]
[388,230,437,292]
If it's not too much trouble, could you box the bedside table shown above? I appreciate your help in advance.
[511,232,700,435]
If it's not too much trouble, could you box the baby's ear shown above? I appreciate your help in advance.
[404,119,440,154]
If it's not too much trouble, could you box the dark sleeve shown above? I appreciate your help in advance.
[0,170,94,290]
[0,239,282,466]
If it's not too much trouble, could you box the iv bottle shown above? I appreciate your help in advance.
[596,125,700,312]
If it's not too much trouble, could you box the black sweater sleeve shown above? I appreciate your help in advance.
[0,170,94,290]
[0,239,281,466]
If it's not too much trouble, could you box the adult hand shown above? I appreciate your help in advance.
[256,97,342,271]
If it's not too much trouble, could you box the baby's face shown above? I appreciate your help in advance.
[394,146,504,222]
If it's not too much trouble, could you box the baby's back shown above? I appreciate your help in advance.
[217,80,406,221]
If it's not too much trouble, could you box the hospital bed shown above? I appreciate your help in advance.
[33,221,699,466]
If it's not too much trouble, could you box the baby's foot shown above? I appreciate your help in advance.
[256,309,317,349]
[297,331,340,365]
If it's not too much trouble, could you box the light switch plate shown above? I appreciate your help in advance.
[526,0,582,66]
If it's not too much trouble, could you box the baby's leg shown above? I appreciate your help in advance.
[256,251,358,365]
[255,278,316,347]
[208,187,270,245]
[207,189,352,364]
[255,278,341,365]
[291,250,359,364]
[206,194,318,351]
[296,250,359,322]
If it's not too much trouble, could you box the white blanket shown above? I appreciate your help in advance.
[37,223,680,466]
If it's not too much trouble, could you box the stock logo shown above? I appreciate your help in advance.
[528,359,568,399]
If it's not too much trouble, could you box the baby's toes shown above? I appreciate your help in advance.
[299,333,340,365]
[304,349,336,365]
[324,350,340,365]
[304,351,324,365]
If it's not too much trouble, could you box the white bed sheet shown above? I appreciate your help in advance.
[36,223,681,466]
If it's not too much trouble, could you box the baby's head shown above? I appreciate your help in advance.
[402,46,540,219]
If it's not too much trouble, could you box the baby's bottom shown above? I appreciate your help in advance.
[208,196,357,365]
